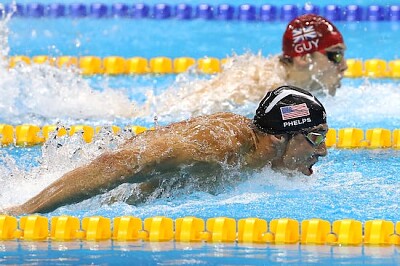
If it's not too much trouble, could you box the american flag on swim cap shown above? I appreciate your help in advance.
[282,14,344,57]
[280,103,310,121]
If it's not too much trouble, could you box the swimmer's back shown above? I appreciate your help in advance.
[123,113,257,164]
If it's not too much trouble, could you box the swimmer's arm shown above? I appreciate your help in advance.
[7,137,185,215]
[6,148,154,215]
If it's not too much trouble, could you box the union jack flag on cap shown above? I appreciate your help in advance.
[292,26,318,43]
[282,14,344,57]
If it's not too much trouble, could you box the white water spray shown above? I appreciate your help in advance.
[0,12,137,125]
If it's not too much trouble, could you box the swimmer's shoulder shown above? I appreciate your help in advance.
[159,112,252,135]
[210,112,251,124]
[205,113,254,137]
[165,112,248,125]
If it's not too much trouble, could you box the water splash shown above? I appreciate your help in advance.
[0,2,12,60]
[0,64,136,124]
[0,126,133,209]
[137,53,287,122]
[323,79,400,128]
[0,14,136,125]
[133,53,400,129]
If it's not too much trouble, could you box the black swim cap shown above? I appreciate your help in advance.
[253,85,326,134]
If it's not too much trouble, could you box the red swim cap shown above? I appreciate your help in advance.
[282,14,344,58]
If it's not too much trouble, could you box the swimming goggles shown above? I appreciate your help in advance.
[301,130,327,146]
[323,50,344,65]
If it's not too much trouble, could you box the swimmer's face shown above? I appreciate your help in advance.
[276,124,328,176]
[308,44,348,96]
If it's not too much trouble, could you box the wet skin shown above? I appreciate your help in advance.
[271,124,328,176]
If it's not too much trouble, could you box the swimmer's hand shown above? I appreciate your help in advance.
[1,205,26,216]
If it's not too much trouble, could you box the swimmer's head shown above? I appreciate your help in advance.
[282,14,344,58]
[253,85,326,135]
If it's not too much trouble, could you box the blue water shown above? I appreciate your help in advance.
[1,0,400,264]
[2,241,400,265]
[7,19,400,60]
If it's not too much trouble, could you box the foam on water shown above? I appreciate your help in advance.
[137,52,286,122]
[0,62,139,124]
[0,10,137,125]
[0,126,132,208]
[47,166,314,219]
[130,53,400,127]
[324,79,400,129]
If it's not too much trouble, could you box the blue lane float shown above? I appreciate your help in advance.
[280,5,298,21]
[3,3,400,21]
[344,5,363,21]
[367,5,386,21]
[5,3,24,16]
[175,4,192,20]
[47,3,66,18]
[324,5,342,21]
[153,3,171,19]
[260,5,277,22]
[389,5,400,21]
[26,3,45,18]
[196,4,213,20]
[69,3,87,18]
[111,3,129,18]
[132,3,149,19]
[238,4,256,21]
[216,4,234,20]
[302,4,320,16]
[90,3,108,18]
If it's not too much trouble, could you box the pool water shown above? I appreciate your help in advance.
[1,0,400,264]
[7,18,400,59]
[2,241,400,265]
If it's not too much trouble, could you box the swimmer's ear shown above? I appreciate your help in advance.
[293,54,312,68]
[270,135,289,157]
[270,134,288,145]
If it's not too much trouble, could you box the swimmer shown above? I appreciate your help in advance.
[145,14,347,117]
[5,85,328,215]
[281,14,347,96]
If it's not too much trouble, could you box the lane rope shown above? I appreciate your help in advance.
[7,55,400,78]
[0,215,399,245]
[3,3,400,22]
[0,124,399,149]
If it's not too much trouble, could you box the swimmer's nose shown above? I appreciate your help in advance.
[339,56,348,73]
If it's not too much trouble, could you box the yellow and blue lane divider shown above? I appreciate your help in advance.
[8,55,400,78]
[0,124,399,149]
[1,215,400,245]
